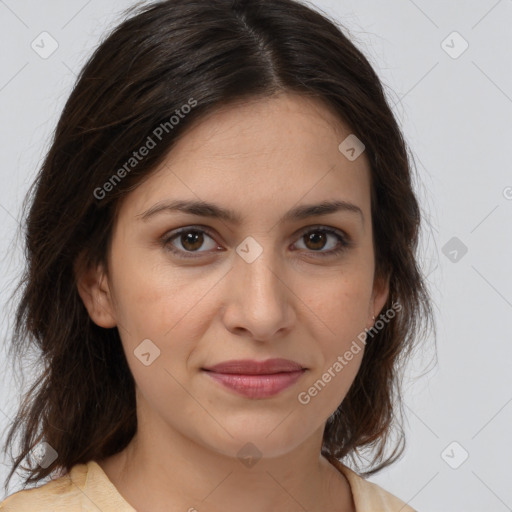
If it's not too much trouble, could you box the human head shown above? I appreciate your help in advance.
[4,0,434,489]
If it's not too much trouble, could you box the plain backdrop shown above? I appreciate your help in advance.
[1,1,511,511]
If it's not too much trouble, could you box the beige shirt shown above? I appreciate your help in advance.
[0,459,416,511]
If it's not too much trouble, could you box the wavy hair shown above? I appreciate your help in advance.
[2,0,436,491]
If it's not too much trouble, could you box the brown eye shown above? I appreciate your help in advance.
[303,231,328,251]
[162,227,220,258]
[293,227,349,257]
[161,225,351,260]
[180,231,205,251]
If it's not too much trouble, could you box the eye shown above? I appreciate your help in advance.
[161,225,351,259]
[292,226,350,257]
[162,226,221,258]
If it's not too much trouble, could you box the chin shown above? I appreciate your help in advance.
[198,419,312,461]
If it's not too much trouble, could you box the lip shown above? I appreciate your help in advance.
[203,358,305,374]
[202,358,307,399]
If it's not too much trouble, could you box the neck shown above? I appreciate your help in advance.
[98,410,354,512]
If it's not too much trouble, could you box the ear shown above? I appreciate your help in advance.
[74,256,117,329]
[367,272,390,328]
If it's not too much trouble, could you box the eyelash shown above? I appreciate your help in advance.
[160,225,351,259]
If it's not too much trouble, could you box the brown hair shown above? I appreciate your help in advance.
[2,0,436,491]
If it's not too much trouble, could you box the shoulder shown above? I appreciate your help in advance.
[330,458,417,512]
[0,461,134,512]
[0,463,89,511]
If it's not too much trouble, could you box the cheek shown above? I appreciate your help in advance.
[298,286,368,419]
[109,250,204,335]
[296,344,363,426]
[108,255,223,379]
[307,271,373,335]
[302,271,372,406]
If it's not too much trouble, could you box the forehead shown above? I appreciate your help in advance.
[117,92,372,225]
[169,93,358,162]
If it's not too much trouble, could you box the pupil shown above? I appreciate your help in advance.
[182,231,203,251]
[306,232,326,250]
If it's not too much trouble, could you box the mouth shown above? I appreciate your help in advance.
[202,358,307,399]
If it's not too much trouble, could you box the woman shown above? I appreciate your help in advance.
[1,0,435,510]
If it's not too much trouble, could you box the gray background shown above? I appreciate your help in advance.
[1,1,511,510]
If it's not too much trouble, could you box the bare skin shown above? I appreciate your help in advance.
[78,92,389,512]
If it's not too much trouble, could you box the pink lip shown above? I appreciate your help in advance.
[202,358,307,399]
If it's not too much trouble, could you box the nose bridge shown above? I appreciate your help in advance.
[235,235,284,304]
[225,234,292,337]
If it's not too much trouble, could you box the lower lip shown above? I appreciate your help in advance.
[203,370,306,399]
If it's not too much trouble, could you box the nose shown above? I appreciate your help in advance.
[221,243,295,341]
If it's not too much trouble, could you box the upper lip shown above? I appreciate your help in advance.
[202,358,305,375]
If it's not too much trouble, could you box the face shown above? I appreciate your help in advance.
[78,92,389,459]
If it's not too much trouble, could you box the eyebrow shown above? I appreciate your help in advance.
[137,199,364,226]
